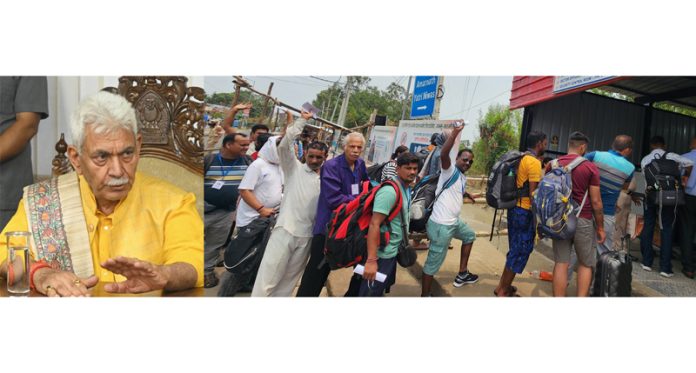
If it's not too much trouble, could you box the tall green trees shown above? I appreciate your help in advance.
[311,77,410,127]
[470,104,522,175]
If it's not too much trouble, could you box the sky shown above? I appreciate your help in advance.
[204,76,513,142]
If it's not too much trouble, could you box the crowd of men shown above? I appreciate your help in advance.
[204,102,696,297]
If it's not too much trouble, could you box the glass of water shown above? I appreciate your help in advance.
[6,231,31,296]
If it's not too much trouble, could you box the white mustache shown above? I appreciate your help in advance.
[106,177,129,187]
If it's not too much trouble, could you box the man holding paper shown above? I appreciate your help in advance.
[360,152,420,296]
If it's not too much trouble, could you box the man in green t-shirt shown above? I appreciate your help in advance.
[360,152,420,296]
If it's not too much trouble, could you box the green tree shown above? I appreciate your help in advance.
[470,104,522,176]
[311,77,410,127]
[205,91,274,121]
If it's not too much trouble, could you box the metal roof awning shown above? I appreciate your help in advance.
[601,76,696,110]
[510,76,696,112]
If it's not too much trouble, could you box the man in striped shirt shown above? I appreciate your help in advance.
[203,133,252,287]
[584,135,637,254]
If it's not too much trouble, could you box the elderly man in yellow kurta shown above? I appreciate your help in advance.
[0,91,203,296]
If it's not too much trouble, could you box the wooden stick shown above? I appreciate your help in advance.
[233,76,352,132]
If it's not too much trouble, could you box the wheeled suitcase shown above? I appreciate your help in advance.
[592,235,632,297]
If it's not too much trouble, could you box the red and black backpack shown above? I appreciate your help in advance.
[324,179,403,270]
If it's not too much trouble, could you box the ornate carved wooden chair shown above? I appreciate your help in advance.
[53,76,205,216]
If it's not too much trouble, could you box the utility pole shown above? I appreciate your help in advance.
[433,76,444,120]
[331,94,341,122]
[401,76,413,120]
[332,76,354,156]
[337,76,353,127]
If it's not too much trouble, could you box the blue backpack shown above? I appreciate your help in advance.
[532,157,588,240]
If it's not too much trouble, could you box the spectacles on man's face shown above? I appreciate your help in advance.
[460,158,474,165]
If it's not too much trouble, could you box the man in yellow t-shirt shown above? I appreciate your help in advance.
[0,91,202,296]
[494,130,547,297]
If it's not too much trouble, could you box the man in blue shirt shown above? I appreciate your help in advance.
[203,133,252,288]
[680,136,696,278]
[585,135,637,254]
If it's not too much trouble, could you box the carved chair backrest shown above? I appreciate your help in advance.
[53,76,205,177]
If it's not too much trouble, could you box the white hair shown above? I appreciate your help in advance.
[342,132,365,148]
[70,91,138,150]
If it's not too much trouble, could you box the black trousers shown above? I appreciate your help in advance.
[296,234,362,297]
[680,195,696,272]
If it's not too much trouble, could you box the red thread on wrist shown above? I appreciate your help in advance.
[29,260,52,290]
[366,257,378,263]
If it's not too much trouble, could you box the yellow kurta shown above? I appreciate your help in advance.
[0,172,203,287]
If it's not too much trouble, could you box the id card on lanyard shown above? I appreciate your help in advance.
[212,154,231,190]
[350,161,363,195]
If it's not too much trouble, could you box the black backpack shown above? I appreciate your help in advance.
[486,150,530,209]
[409,170,461,233]
[223,215,276,276]
[366,162,389,183]
[415,147,431,172]
[644,152,684,207]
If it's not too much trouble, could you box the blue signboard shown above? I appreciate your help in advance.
[410,76,439,118]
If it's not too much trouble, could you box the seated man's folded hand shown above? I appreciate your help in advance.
[100,256,169,294]
[33,267,99,297]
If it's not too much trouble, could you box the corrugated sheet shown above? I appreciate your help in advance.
[528,91,696,164]
[651,109,696,154]
[609,76,696,109]
[510,76,626,110]
[510,76,555,109]
[528,92,645,164]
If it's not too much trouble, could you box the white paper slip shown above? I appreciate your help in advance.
[354,264,387,283]
[212,180,224,190]
[351,183,359,195]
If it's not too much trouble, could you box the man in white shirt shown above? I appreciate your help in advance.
[421,123,480,296]
[639,135,693,277]
[218,136,284,295]
[252,112,329,296]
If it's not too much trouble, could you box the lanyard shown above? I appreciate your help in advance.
[217,154,232,178]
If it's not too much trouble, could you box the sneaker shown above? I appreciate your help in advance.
[204,272,219,288]
[641,264,652,272]
[453,271,479,287]
[659,271,674,278]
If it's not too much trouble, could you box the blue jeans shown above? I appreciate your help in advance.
[640,201,677,273]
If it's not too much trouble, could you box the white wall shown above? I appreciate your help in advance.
[31,76,203,178]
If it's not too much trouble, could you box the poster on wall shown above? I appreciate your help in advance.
[366,126,397,164]
[394,119,463,155]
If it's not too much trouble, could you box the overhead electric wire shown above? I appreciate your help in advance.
[443,88,511,117]
[465,76,480,118]
[255,76,328,88]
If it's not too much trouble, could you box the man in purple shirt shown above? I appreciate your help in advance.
[297,132,368,296]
